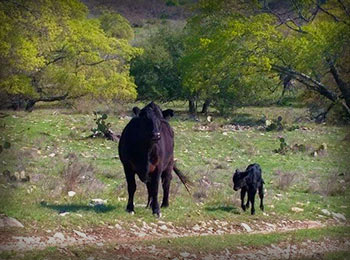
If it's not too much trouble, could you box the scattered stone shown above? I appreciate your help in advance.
[53,232,65,240]
[180,252,190,258]
[0,216,24,228]
[241,223,252,233]
[332,212,346,222]
[159,225,168,231]
[73,230,87,238]
[59,212,70,217]
[192,224,201,231]
[291,207,304,213]
[89,199,107,206]
[49,153,56,157]
[68,191,76,197]
[321,209,331,216]
[19,171,30,182]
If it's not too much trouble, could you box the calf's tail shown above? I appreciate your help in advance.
[173,163,191,195]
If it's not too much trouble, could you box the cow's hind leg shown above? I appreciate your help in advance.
[124,165,136,214]
[161,168,172,208]
[259,183,264,211]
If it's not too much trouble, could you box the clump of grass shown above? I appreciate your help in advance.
[307,172,347,196]
[61,153,105,195]
[274,170,297,191]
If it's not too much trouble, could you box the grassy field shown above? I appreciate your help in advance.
[0,103,349,258]
[0,103,349,227]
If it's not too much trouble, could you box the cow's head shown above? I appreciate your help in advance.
[233,169,247,191]
[138,102,164,142]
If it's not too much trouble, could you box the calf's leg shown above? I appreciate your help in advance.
[240,187,247,211]
[259,183,264,211]
[248,188,257,215]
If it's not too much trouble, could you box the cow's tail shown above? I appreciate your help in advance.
[173,163,191,195]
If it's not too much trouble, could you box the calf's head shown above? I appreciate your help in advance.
[232,169,247,191]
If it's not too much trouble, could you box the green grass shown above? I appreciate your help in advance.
[0,104,349,230]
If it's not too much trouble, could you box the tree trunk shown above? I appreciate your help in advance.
[327,60,350,113]
[189,98,196,114]
[201,98,211,114]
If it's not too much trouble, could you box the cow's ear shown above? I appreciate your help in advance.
[162,109,174,120]
[132,107,140,116]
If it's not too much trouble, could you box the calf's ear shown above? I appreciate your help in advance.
[162,109,174,120]
[132,107,140,116]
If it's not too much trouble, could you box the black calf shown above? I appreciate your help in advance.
[232,163,264,215]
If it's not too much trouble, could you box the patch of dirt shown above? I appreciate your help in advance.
[0,218,345,253]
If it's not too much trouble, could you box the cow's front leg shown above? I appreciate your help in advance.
[124,165,136,214]
[150,172,161,217]
[240,187,247,211]
[248,188,257,215]
[161,168,173,208]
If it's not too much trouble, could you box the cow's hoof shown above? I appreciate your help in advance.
[161,203,169,208]
[260,206,264,211]
[241,205,246,211]
[153,212,162,218]
[126,210,135,215]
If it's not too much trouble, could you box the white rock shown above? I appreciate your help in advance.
[49,153,56,157]
[90,199,107,206]
[332,212,346,221]
[73,230,87,238]
[180,252,190,258]
[0,216,24,228]
[159,225,168,231]
[291,207,304,213]
[68,191,76,197]
[192,224,201,231]
[53,232,65,240]
[59,212,70,216]
[241,223,252,232]
[321,209,331,216]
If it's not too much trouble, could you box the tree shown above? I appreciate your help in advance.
[264,0,350,119]
[130,24,186,102]
[181,0,280,114]
[181,0,350,118]
[0,0,141,110]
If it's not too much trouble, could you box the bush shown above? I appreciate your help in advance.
[274,170,297,191]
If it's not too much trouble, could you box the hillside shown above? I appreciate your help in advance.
[81,0,195,25]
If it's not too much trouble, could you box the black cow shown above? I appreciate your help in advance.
[232,163,264,215]
[118,102,175,217]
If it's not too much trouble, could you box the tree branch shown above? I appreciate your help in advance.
[272,64,338,102]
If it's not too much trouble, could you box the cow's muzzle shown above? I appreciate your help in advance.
[233,187,239,191]
[151,132,161,141]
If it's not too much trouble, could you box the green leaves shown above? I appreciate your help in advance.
[0,0,140,106]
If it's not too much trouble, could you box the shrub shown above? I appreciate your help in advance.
[274,170,297,191]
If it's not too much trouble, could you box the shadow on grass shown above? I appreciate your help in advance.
[230,113,265,127]
[205,205,240,214]
[40,201,117,214]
